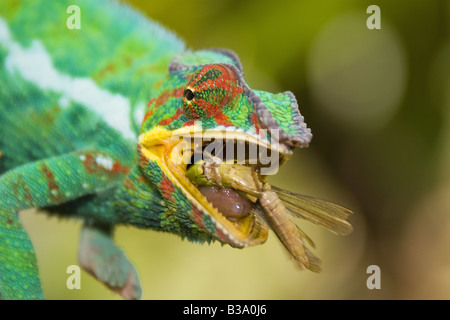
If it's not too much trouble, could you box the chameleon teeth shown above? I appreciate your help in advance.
[214,125,226,131]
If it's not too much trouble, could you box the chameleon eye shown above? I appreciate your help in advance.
[184,89,195,101]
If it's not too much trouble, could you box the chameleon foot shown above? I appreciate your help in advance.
[78,223,142,300]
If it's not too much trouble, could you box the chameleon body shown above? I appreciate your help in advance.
[0,0,313,299]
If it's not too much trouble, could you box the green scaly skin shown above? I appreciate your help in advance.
[0,0,312,299]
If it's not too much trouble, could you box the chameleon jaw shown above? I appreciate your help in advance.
[138,125,292,248]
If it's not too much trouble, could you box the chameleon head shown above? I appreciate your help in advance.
[138,49,312,248]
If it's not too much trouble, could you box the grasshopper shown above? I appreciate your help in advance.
[186,158,353,272]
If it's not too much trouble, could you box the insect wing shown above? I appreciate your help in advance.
[272,186,353,236]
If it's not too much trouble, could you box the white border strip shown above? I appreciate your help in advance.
[0,16,136,140]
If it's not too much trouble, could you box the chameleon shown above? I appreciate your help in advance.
[0,0,352,299]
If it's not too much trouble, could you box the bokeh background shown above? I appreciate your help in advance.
[21,0,450,299]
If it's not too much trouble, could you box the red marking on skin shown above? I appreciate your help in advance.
[42,164,62,201]
[190,205,205,229]
[125,56,133,66]
[142,106,154,125]
[192,66,206,83]
[185,64,243,120]
[123,176,135,191]
[81,153,98,174]
[96,56,135,80]
[191,98,215,117]
[223,85,242,107]
[137,175,148,184]
[23,185,33,205]
[112,161,130,175]
[214,111,235,127]
[250,113,261,133]
[158,108,183,126]
[153,80,163,89]
[155,88,184,109]
[11,175,34,206]
[11,175,21,199]
[143,87,184,124]
[136,174,153,188]
[182,119,196,127]
[137,144,153,170]
[142,98,156,123]
[96,63,116,80]
[159,174,175,201]
[80,152,128,177]
[147,98,156,108]
[215,227,229,243]
[136,64,161,75]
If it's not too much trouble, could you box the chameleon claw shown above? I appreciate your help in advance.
[111,266,142,300]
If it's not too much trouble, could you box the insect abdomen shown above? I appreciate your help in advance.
[259,191,309,268]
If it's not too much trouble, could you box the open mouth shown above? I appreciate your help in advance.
[138,125,293,248]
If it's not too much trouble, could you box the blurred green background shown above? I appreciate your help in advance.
[21,0,450,299]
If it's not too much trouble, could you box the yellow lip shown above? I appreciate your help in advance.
[138,125,285,248]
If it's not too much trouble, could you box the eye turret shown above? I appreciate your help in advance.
[182,64,242,119]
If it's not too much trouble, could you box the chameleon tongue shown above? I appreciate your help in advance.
[198,186,253,221]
